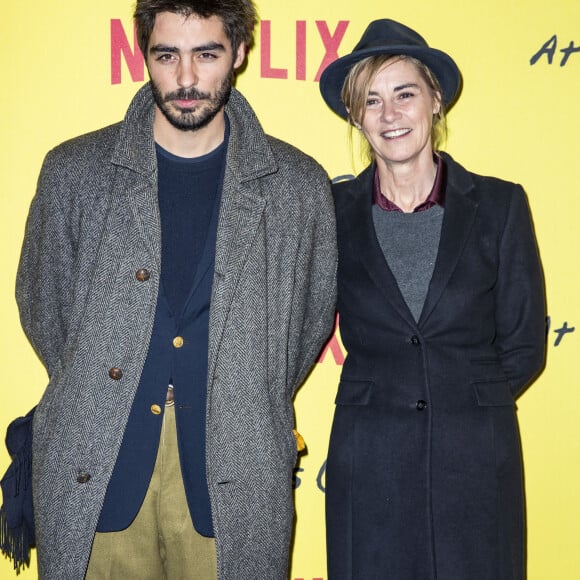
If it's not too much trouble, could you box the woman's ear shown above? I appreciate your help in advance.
[347,108,361,129]
[433,92,442,115]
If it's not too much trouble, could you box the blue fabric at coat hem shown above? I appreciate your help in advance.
[0,407,36,573]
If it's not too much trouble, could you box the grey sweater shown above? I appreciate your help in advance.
[372,204,444,321]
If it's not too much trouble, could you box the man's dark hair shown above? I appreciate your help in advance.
[134,0,258,57]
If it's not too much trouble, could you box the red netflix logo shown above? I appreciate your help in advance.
[318,315,345,365]
[261,20,349,81]
[110,19,350,85]
[111,19,144,84]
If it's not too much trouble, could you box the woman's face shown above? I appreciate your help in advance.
[360,58,440,168]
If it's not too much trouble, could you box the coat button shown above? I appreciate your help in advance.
[416,400,427,411]
[77,471,91,484]
[150,404,162,415]
[108,367,123,380]
[410,335,421,346]
[135,268,150,282]
[173,336,184,349]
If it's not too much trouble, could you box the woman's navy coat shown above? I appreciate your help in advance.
[326,153,546,580]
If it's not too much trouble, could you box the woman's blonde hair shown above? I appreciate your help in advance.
[341,54,447,159]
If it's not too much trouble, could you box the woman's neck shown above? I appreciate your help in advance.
[376,153,437,213]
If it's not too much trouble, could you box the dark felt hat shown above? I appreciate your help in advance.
[319,19,462,119]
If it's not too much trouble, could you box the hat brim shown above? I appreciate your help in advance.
[319,45,461,120]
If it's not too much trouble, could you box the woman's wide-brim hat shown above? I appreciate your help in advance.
[320,19,462,120]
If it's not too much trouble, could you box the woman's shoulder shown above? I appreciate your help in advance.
[441,153,532,232]
[331,164,374,199]
[442,152,523,194]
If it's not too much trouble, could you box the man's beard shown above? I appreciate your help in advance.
[151,73,232,132]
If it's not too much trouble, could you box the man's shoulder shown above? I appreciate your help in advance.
[36,123,124,207]
[47,122,122,166]
[264,135,327,180]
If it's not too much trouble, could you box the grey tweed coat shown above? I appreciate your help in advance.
[16,83,337,579]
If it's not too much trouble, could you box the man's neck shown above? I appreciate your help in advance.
[153,108,226,158]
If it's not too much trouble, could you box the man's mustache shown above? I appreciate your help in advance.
[164,88,211,102]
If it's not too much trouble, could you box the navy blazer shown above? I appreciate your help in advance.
[97,167,222,537]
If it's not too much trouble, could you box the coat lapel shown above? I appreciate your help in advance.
[123,177,161,270]
[111,84,161,268]
[344,155,479,329]
[418,155,478,325]
[342,166,418,329]
[206,170,268,380]
[207,90,277,380]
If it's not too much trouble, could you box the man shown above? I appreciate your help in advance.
[15,1,336,578]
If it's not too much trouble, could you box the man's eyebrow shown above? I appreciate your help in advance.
[149,42,227,55]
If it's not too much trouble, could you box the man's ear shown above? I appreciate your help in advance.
[233,43,246,70]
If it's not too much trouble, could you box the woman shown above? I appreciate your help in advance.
[319,19,545,580]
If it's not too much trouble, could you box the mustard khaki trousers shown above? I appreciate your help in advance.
[86,404,217,579]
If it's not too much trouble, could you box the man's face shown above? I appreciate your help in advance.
[147,12,245,133]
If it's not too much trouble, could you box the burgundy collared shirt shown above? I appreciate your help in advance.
[373,155,446,212]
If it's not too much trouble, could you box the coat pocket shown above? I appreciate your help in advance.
[469,357,514,406]
[335,378,374,406]
[472,380,514,406]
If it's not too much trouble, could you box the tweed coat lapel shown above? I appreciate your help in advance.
[110,84,161,268]
[418,154,478,325]
[107,84,278,381]
[207,90,278,380]
[342,165,418,328]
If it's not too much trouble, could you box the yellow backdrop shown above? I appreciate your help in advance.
[1,1,578,578]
